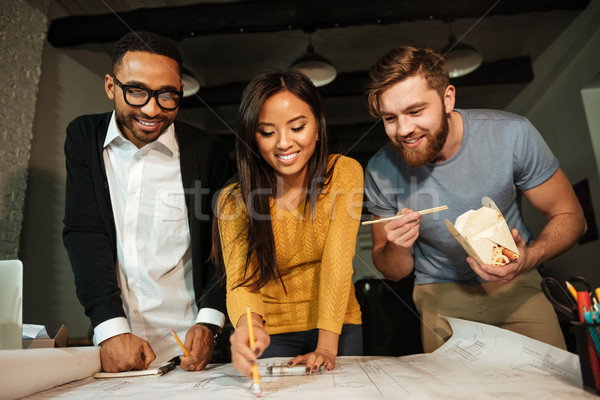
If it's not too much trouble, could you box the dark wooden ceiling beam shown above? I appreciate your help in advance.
[48,0,589,47]
[180,56,533,108]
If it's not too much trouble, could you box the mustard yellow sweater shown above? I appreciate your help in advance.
[218,155,363,335]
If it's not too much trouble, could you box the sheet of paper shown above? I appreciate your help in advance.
[92,361,176,378]
[0,346,100,400]
[22,324,49,339]
[18,318,598,399]
[428,317,590,398]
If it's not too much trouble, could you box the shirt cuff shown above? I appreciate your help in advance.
[195,308,225,328]
[93,317,131,346]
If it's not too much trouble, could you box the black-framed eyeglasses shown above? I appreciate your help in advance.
[112,76,183,111]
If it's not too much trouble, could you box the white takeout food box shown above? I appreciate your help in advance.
[445,197,520,266]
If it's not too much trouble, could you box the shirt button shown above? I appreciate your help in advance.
[133,310,139,315]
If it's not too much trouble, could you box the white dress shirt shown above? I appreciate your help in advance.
[94,112,224,363]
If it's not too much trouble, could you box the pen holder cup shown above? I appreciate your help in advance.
[573,322,600,395]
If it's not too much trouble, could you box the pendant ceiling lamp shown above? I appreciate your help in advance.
[181,67,200,97]
[291,34,337,87]
[441,23,483,78]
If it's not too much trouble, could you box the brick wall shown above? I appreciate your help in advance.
[0,0,49,259]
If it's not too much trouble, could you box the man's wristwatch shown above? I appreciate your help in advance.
[198,322,221,344]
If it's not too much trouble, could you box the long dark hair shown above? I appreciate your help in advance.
[211,69,336,292]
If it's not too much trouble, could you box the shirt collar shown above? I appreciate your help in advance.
[103,111,177,157]
[103,111,122,148]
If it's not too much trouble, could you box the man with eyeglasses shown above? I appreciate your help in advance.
[63,31,231,372]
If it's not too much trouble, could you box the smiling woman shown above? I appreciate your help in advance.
[211,69,364,380]
[254,90,319,202]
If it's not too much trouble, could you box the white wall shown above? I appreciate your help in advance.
[0,0,48,259]
[506,0,600,288]
[20,3,113,338]
[581,75,600,178]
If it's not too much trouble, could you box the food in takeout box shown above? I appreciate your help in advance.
[445,196,520,266]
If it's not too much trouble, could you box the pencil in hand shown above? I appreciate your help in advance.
[170,328,190,357]
[246,307,262,397]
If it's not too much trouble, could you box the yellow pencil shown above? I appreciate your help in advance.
[565,281,578,302]
[169,328,190,357]
[246,307,262,397]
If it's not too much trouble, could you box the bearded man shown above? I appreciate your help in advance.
[363,46,586,352]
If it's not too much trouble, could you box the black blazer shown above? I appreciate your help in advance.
[63,112,231,328]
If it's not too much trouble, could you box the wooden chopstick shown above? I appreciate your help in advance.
[362,205,448,225]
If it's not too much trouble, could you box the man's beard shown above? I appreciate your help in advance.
[391,109,449,167]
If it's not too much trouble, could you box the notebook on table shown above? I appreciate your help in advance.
[0,259,23,350]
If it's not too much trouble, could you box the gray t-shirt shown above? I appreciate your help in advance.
[364,109,559,284]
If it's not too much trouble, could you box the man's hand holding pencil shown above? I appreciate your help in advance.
[173,324,215,371]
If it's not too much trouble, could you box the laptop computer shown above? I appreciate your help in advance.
[0,259,23,349]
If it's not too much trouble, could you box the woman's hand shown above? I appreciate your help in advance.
[287,347,336,373]
[287,329,338,373]
[230,312,270,379]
